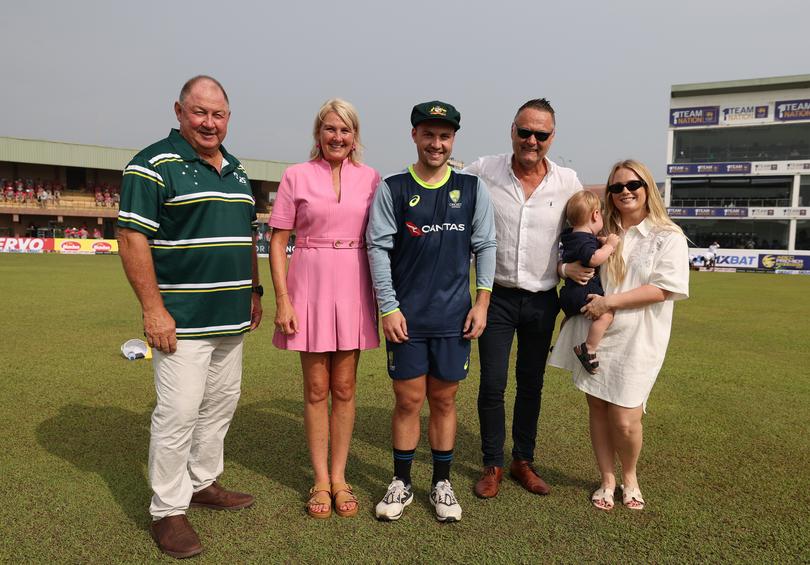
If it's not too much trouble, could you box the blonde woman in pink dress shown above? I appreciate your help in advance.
[269,99,380,519]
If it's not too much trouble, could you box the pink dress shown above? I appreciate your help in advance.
[269,159,381,352]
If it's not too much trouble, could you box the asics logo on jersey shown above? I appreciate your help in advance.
[409,195,421,207]
[405,222,466,237]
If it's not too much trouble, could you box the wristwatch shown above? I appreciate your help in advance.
[252,284,264,297]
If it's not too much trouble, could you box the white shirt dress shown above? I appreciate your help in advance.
[548,218,690,410]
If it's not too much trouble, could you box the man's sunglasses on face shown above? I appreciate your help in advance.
[514,124,553,142]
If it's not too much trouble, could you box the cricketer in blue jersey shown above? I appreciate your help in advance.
[366,101,496,523]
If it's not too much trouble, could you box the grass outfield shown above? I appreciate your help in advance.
[1,253,808,563]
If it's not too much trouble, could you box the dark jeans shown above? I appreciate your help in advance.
[477,284,559,467]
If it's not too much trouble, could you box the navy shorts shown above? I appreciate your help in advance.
[386,336,471,382]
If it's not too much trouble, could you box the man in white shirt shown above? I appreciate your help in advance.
[464,98,590,499]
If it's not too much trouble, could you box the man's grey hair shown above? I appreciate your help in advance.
[178,75,229,105]
[514,98,555,124]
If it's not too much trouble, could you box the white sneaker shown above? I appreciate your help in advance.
[430,479,462,522]
[375,478,413,521]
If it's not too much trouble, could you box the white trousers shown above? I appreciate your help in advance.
[149,335,243,519]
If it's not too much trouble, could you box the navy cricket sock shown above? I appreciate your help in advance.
[431,448,453,486]
[393,448,415,486]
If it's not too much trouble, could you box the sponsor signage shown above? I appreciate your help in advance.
[667,162,751,175]
[670,106,720,127]
[774,99,810,122]
[750,160,810,174]
[0,237,54,253]
[717,253,758,267]
[54,238,119,254]
[721,104,770,125]
[749,207,809,219]
[92,240,113,254]
[690,250,810,274]
[0,237,119,254]
[670,207,809,219]
[759,254,810,270]
[667,207,748,218]
[256,223,270,256]
[689,250,758,268]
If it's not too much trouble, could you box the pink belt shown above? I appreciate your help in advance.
[295,237,365,249]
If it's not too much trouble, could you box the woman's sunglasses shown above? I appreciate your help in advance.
[607,180,646,194]
[514,125,553,142]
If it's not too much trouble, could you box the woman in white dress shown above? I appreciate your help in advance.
[549,159,689,511]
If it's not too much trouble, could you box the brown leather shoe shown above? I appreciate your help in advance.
[190,481,255,511]
[151,515,202,559]
[509,460,550,495]
[474,466,503,498]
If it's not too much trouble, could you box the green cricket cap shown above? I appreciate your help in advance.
[410,100,461,131]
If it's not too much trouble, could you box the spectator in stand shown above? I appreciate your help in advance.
[3,182,13,202]
[95,187,104,206]
[79,225,89,239]
[53,183,62,203]
[93,227,103,239]
[103,189,113,207]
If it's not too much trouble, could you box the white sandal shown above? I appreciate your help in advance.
[621,485,645,510]
[591,486,615,510]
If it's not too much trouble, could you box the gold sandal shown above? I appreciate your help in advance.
[307,483,332,519]
[331,482,359,518]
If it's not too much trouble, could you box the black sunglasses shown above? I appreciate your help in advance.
[607,180,646,194]
[514,125,553,142]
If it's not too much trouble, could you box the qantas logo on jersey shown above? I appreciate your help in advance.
[405,222,465,237]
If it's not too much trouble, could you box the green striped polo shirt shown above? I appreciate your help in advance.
[118,129,258,339]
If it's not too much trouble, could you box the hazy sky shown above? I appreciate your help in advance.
[3,1,808,184]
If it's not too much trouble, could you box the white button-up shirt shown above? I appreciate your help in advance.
[464,153,582,292]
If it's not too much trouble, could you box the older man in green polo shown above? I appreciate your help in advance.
[118,75,262,559]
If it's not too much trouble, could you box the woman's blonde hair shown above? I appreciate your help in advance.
[604,159,682,284]
[309,98,363,164]
[565,190,601,228]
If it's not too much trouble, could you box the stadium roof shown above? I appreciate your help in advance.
[671,74,810,98]
[0,136,290,182]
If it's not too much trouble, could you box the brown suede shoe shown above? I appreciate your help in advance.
[509,460,550,495]
[151,515,202,559]
[474,466,503,498]
[190,481,255,511]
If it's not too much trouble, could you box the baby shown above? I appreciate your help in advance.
[559,191,620,374]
